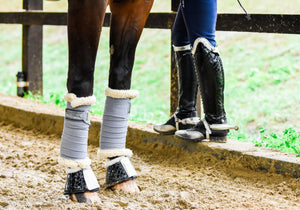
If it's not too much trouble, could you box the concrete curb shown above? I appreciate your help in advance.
[0,93,299,178]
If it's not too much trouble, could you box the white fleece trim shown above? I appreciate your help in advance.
[65,167,82,174]
[173,44,191,52]
[58,156,91,169]
[97,148,133,159]
[105,87,139,99]
[64,93,96,108]
[192,37,219,55]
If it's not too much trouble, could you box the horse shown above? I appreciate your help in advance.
[57,0,154,203]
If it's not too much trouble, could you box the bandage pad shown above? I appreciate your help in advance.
[105,156,137,188]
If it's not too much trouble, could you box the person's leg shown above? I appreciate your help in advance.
[98,0,154,192]
[153,3,199,135]
[58,0,108,203]
[178,0,217,47]
[175,0,237,142]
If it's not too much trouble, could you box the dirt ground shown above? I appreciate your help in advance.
[0,122,299,210]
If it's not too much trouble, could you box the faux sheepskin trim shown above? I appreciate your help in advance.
[64,93,96,108]
[192,37,219,55]
[105,87,139,99]
[58,156,91,169]
[97,148,133,159]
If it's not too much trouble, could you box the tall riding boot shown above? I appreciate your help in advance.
[154,45,199,135]
[175,38,238,142]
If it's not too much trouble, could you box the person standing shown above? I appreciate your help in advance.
[154,0,236,142]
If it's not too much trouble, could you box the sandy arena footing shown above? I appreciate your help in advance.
[0,93,299,178]
[1,93,300,209]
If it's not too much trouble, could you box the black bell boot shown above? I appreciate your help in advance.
[175,38,238,142]
[154,45,199,135]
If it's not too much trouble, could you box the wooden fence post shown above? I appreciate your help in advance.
[22,0,43,95]
[170,0,180,115]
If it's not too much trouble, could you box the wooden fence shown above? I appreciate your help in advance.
[0,0,299,114]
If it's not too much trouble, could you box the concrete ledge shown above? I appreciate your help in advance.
[0,93,299,178]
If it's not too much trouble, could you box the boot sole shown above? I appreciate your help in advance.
[175,135,206,142]
[153,128,176,135]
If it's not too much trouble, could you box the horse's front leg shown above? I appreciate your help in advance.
[58,0,108,203]
[98,0,154,192]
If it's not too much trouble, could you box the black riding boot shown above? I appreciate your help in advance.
[175,38,237,142]
[153,45,199,135]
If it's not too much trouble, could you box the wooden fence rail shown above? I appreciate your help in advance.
[1,12,300,33]
[0,0,300,114]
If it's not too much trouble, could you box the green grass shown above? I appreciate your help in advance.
[254,128,300,156]
[220,32,300,150]
[1,0,300,155]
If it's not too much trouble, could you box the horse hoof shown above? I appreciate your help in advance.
[112,179,140,193]
[69,191,101,203]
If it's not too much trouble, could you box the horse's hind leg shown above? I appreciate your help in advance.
[98,0,154,192]
[58,0,107,203]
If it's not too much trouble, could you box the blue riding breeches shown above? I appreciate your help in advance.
[172,0,217,47]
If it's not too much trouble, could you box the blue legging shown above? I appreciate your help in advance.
[172,0,217,47]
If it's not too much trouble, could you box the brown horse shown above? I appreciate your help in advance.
[67,0,154,95]
[58,0,154,203]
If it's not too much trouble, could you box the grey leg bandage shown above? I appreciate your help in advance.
[58,93,99,195]
[60,102,91,160]
[98,87,138,158]
[98,87,138,188]
[100,97,130,150]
